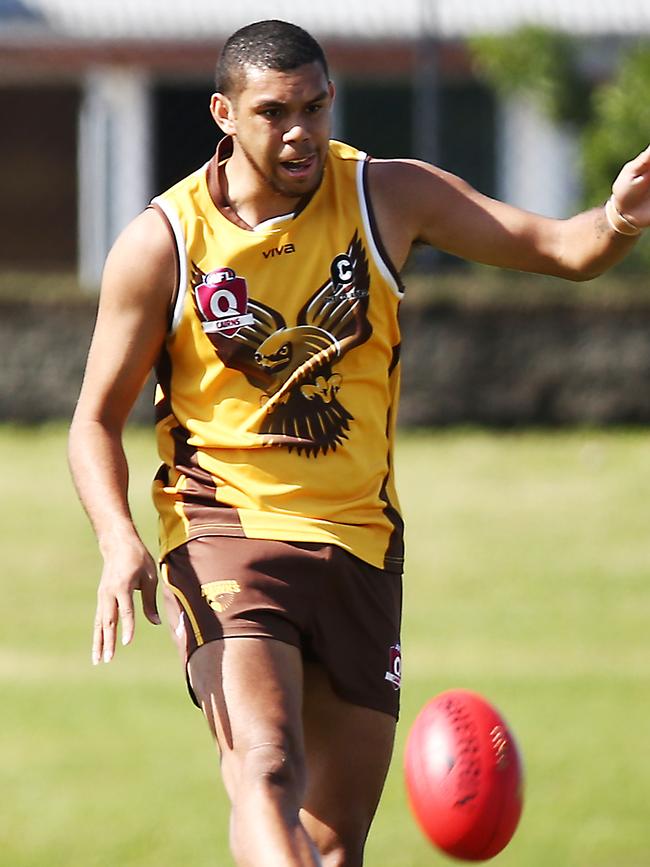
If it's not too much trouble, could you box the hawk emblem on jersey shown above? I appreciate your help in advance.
[191,231,373,456]
[194,267,254,338]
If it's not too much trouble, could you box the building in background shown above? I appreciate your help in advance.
[1,0,649,286]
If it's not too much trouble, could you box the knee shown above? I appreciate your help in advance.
[320,841,364,867]
[317,826,365,867]
[238,739,306,801]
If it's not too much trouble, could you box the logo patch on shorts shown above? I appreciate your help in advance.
[201,579,241,613]
[385,643,402,690]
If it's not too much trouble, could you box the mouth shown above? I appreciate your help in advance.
[279,154,317,179]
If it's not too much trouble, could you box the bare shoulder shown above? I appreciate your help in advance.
[101,206,176,313]
[368,157,451,188]
[109,206,174,264]
[72,207,176,426]
[366,158,469,269]
[368,158,473,215]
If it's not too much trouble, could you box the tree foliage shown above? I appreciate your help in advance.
[583,45,650,266]
[583,45,650,201]
[470,27,590,124]
[471,29,650,268]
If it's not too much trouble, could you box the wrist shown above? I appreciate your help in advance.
[98,521,142,558]
[605,196,642,237]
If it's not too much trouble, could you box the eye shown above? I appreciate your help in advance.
[306,103,323,114]
[260,107,282,120]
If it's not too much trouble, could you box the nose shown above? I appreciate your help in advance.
[283,122,309,144]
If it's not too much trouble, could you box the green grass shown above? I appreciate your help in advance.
[2,425,649,866]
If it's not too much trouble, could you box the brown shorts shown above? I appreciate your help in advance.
[161,536,403,719]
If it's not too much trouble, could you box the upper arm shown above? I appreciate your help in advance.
[73,207,176,431]
[368,159,565,275]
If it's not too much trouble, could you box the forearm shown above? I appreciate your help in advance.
[449,194,641,281]
[70,413,161,661]
[549,147,649,280]
[548,204,640,282]
[68,416,142,553]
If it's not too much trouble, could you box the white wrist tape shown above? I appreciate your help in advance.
[605,196,641,236]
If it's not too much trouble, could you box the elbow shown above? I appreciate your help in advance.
[550,256,608,283]
[67,412,115,468]
[67,412,91,467]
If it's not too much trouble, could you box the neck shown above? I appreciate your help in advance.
[222,150,302,228]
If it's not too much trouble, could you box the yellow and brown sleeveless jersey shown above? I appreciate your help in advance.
[151,139,404,572]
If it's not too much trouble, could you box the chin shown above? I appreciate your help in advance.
[276,167,324,199]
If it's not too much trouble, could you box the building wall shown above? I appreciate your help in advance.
[0,41,576,280]
[0,85,79,269]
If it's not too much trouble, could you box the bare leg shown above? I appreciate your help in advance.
[300,663,396,866]
[188,637,321,867]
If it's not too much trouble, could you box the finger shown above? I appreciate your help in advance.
[117,593,136,647]
[632,143,650,166]
[92,611,103,666]
[140,567,161,626]
[101,598,119,664]
[623,145,650,179]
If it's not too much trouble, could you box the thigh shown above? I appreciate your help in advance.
[162,536,313,704]
[189,636,305,799]
[300,662,396,861]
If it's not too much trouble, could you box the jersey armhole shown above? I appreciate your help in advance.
[148,198,188,333]
[357,157,405,299]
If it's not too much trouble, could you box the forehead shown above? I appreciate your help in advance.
[236,61,329,105]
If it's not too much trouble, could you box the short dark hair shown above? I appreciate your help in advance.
[215,20,329,95]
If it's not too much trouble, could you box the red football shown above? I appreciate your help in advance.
[404,689,524,861]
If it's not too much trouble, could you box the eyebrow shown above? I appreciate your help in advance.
[254,90,329,110]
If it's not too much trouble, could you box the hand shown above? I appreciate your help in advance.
[92,538,161,665]
[611,144,650,229]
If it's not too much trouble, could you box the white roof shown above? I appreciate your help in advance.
[5,0,650,40]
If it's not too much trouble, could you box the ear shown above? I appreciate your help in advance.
[210,92,236,136]
[328,80,336,103]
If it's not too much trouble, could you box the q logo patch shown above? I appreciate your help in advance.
[194,268,254,338]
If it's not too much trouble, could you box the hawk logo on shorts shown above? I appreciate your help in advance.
[385,643,402,690]
[194,268,255,339]
[191,230,373,457]
[201,579,241,613]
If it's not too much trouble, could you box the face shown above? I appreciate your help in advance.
[212,61,334,201]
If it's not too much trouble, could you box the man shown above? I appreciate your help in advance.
[68,19,650,867]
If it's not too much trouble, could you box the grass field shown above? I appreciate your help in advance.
[2,424,649,866]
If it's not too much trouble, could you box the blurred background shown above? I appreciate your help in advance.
[3,0,650,282]
[2,3,650,866]
[2,0,650,424]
